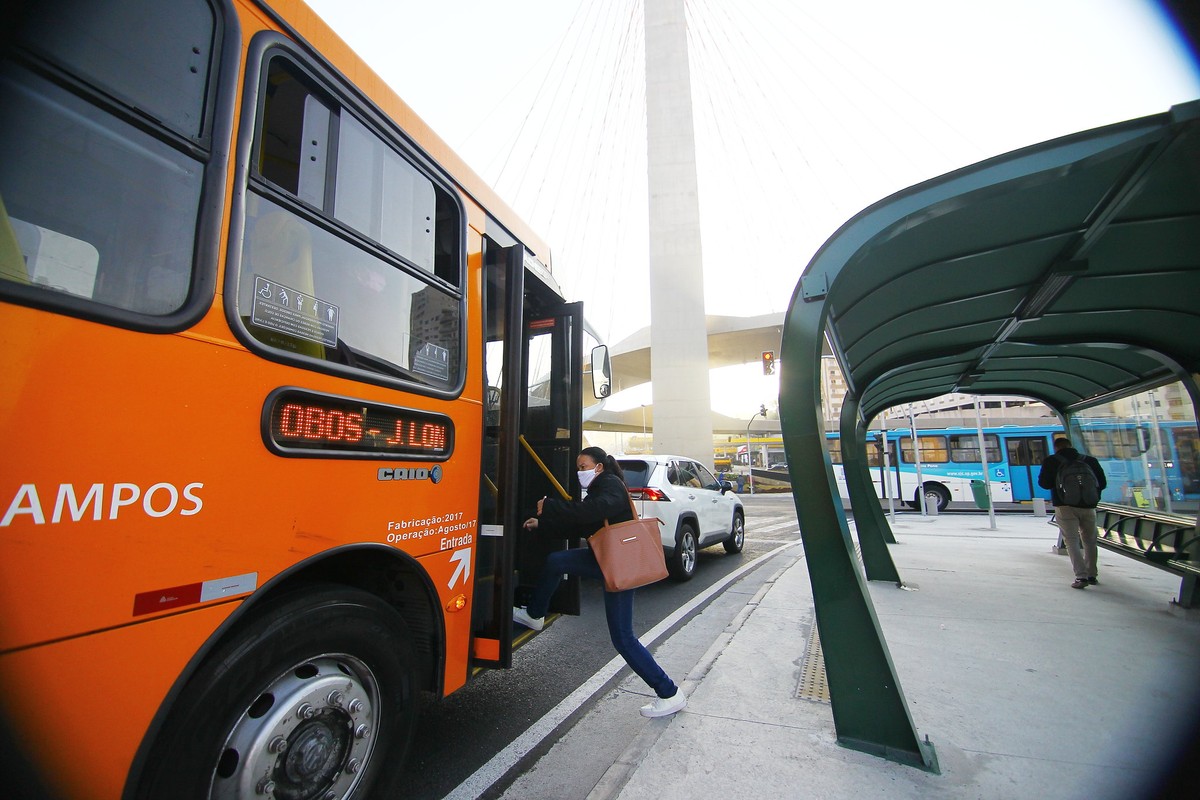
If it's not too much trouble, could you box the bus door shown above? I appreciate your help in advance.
[871,439,903,501]
[1177,427,1200,498]
[1006,436,1051,501]
[514,300,585,610]
[473,241,584,669]
[867,438,886,499]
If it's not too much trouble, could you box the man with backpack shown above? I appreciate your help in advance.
[1039,437,1107,589]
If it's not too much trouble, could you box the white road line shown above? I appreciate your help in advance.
[751,519,799,533]
[443,539,804,800]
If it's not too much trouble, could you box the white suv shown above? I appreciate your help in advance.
[617,455,745,581]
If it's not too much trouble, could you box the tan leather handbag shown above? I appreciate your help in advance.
[588,494,668,592]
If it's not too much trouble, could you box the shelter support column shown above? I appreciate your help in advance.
[779,290,936,770]
[839,394,902,581]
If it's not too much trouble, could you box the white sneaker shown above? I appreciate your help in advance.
[512,606,544,631]
[639,692,687,718]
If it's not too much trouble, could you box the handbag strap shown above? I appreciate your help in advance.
[626,488,640,521]
[601,490,641,529]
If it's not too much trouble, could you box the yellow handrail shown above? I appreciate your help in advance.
[519,435,571,500]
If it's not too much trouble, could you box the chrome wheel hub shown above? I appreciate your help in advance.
[210,655,379,800]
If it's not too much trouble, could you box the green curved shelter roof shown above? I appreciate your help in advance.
[799,100,1200,420]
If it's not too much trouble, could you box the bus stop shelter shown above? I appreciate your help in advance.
[779,101,1200,768]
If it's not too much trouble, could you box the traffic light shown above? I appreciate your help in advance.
[761,350,775,375]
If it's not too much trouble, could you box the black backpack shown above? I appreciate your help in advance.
[1057,453,1100,508]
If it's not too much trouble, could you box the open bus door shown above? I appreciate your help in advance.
[472,240,585,669]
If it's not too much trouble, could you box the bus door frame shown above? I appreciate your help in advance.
[1005,435,1051,501]
[885,438,903,500]
[513,299,585,616]
[472,240,584,670]
[472,240,524,669]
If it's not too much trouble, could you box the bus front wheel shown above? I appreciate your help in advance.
[135,585,418,800]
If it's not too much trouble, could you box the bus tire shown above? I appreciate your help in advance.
[135,585,418,800]
[723,511,745,554]
[668,521,698,581]
[913,483,951,512]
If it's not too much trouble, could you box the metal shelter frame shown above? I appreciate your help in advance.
[779,101,1200,768]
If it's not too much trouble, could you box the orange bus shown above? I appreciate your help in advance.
[0,1,609,797]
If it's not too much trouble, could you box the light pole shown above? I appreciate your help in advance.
[880,412,896,522]
[908,411,928,515]
[641,404,648,454]
[1148,389,1173,513]
[1131,396,1155,509]
[973,396,997,530]
[746,404,766,495]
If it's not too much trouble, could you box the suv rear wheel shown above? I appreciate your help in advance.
[668,522,698,581]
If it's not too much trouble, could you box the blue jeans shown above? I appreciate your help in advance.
[526,547,678,699]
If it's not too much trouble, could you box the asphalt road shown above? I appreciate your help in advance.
[397,492,803,799]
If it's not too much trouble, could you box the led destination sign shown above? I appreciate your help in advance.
[266,390,453,458]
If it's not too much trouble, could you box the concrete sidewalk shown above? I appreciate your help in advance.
[499,514,1200,800]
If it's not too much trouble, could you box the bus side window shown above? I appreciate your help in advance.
[243,208,324,359]
[335,114,436,276]
[1081,430,1111,459]
[949,433,1000,463]
[0,0,215,320]
[865,441,882,467]
[901,435,948,463]
[241,54,464,390]
[255,57,456,288]
[259,60,332,207]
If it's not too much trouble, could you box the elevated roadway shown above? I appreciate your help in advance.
[586,312,790,434]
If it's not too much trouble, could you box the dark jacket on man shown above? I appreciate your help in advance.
[1038,447,1107,507]
[539,471,633,538]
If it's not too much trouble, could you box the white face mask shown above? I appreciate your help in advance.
[577,467,600,489]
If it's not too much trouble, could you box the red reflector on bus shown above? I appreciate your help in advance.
[132,572,258,616]
[132,582,202,616]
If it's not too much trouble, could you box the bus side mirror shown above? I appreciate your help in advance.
[591,345,611,399]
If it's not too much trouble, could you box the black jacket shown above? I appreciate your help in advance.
[539,471,633,538]
[1037,447,1107,506]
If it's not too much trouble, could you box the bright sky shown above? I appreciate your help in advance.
[304,0,1198,416]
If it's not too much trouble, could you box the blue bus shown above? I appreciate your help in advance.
[825,421,1198,512]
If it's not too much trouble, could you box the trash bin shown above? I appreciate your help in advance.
[969,479,990,510]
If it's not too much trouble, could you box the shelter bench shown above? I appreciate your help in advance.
[1092,503,1199,607]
